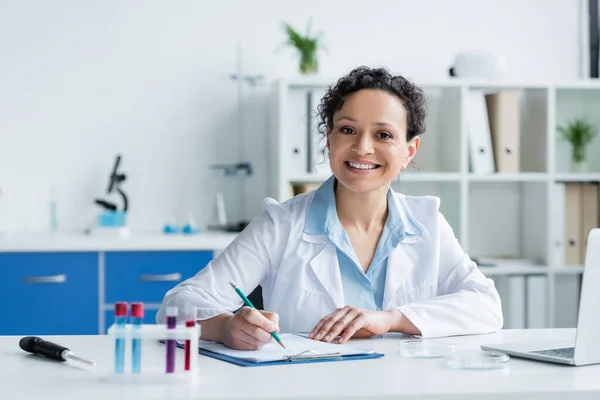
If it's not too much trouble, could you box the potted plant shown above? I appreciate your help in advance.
[557,117,598,172]
[282,19,324,75]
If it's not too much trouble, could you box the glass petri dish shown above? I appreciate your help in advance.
[443,350,510,370]
[399,340,455,358]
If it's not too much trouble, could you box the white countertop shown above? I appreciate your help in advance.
[0,231,239,252]
[2,328,599,399]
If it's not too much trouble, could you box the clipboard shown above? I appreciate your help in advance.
[177,342,384,367]
[163,333,384,367]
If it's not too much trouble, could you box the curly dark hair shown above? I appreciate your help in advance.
[316,66,427,141]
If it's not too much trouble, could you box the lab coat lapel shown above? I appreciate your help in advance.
[382,238,420,310]
[302,233,345,309]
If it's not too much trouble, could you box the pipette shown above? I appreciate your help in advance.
[19,336,96,367]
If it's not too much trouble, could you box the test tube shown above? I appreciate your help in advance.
[165,306,177,373]
[114,302,127,373]
[131,302,144,373]
[184,305,196,371]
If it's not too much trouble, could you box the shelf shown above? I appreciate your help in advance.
[272,75,600,330]
[398,172,462,182]
[280,77,600,91]
[468,80,600,90]
[480,265,585,276]
[479,265,549,276]
[553,265,585,275]
[469,182,547,263]
[554,81,600,90]
[554,173,600,183]
[468,173,547,182]
[282,77,464,89]
[288,172,600,183]
[467,81,550,90]
[555,90,600,174]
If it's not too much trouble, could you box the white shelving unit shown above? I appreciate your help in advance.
[268,77,600,330]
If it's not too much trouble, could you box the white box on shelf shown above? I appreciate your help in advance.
[465,90,495,174]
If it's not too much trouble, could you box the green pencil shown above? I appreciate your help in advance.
[229,281,286,349]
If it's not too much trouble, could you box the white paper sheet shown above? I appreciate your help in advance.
[196,333,375,363]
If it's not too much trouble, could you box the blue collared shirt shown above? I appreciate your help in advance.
[303,176,419,311]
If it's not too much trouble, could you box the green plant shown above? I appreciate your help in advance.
[557,117,598,163]
[282,19,324,74]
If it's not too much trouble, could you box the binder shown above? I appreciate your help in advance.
[581,183,599,264]
[565,183,583,265]
[466,90,495,174]
[286,88,331,178]
[564,183,600,266]
[173,333,384,367]
[485,91,520,173]
[306,88,331,177]
[286,90,309,178]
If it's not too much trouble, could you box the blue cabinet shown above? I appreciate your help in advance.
[0,252,99,335]
[0,249,215,335]
[104,251,212,304]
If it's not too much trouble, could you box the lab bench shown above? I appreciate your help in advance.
[0,233,238,335]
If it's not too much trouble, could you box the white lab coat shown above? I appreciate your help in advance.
[157,190,503,338]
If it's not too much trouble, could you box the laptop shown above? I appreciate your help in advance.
[481,228,600,366]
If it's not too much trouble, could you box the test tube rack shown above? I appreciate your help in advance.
[105,323,201,382]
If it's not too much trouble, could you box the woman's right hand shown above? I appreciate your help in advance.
[220,307,280,350]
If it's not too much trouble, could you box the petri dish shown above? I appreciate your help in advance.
[443,350,510,370]
[399,340,455,358]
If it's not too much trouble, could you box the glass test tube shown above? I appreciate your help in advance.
[165,306,177,373]
[184,305,196,371]
[131,302,144,373]
[114,302,127,373]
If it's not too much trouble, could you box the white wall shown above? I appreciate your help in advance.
[0,0,581,233]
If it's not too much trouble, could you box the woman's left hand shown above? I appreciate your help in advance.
[308,306,395,344]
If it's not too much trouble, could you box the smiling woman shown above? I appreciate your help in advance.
[324,87,422,193]
[157,66,503,351]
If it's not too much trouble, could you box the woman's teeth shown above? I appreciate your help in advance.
[347,162,378,170]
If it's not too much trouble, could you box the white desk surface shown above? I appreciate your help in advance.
[2,328,599,400]
[0,231,238,252]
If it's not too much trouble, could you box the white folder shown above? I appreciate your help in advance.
[466,90,495,174]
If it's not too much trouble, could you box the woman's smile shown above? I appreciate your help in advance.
[345,160,382,174]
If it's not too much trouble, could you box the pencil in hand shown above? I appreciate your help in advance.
[229,281,286,349]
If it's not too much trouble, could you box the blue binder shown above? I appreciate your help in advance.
[170,341,384,367]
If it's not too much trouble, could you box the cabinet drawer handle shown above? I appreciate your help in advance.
[140,273,182,282]
[24,274,67,284]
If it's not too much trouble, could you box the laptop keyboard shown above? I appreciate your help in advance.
[528,347,574,359]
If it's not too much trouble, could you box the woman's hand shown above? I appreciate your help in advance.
[220,307,280,350]
[308,306,395,344]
